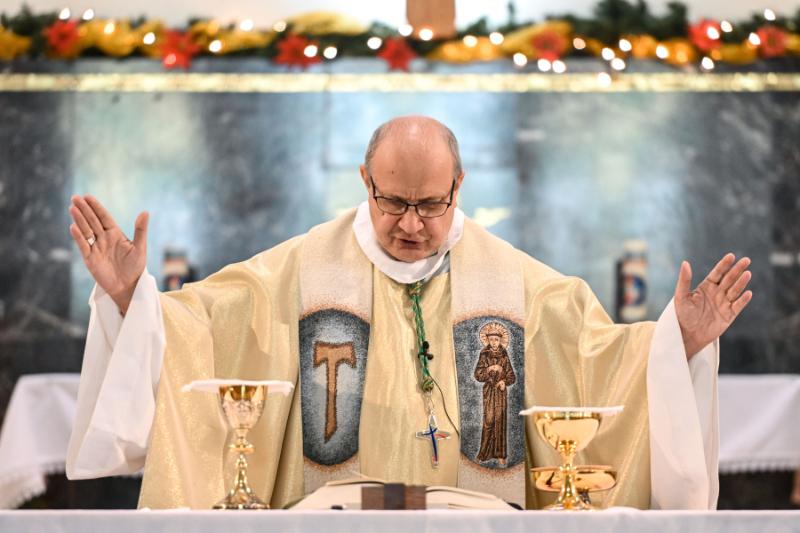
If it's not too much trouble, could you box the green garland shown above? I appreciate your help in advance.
[2,0,800,65]
[554,0,800,43]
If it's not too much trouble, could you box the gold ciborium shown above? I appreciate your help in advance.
[521,406,623,511]
[214,384,268,509]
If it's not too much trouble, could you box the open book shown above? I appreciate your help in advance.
[289,477,516,510]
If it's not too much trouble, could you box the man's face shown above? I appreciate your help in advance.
[489,336,500,349]
[360,134,463,263]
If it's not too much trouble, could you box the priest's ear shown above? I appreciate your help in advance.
[359,164,371,192]
[452,170,465,206]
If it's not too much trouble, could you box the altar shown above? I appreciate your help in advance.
[1,509,799,533]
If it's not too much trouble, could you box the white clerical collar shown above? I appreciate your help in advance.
[352,201,464,284]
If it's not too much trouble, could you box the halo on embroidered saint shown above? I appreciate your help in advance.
[479,321,509,349]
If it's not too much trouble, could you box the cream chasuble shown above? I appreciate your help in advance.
[138,207,654,510]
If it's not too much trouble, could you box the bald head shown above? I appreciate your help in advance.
[359,115,464,262]
[364,116,462,179]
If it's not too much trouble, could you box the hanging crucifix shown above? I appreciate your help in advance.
[416,412,451,468]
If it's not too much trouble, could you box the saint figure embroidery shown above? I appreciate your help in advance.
[474,322,515,465]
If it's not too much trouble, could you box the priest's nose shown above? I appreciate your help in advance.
[397,209,424,235]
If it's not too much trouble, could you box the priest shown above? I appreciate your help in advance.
[65,115,752,510]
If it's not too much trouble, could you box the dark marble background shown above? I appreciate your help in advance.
[1,58,799,508]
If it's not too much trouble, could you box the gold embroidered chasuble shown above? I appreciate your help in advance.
[138,209,654,510]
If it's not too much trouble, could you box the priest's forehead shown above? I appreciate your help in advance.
[364,116,462,195]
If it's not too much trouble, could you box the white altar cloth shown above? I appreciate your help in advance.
[1,509,799,533]
[718,374,800,473]
[0,374,82,508]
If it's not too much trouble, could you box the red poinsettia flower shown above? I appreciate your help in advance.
[688,19,722,52]
[756,25,787,58]
[43,19,80,56]
[377,37,417,71]
[274,33,321,69]
[530,30,568,61]
[160,30,201,70]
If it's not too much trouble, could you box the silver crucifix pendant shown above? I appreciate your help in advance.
[415,412,450,468]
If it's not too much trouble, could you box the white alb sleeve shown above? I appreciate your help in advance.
[66,270,166,479]
[647,298,720,509]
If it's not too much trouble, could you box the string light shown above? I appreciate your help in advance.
[16,7,796,69]
[610,57,626,70]
[597,72,612,87]
[323,46,337,59]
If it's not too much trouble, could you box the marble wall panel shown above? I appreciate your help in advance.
[1,66,798,381]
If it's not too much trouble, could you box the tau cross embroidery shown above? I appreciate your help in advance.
[416,413,450,468]
[313,341,356,442]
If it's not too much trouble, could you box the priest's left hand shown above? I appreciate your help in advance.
[674,253,753,359]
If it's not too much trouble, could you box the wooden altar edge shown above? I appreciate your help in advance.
[1,72,800,93]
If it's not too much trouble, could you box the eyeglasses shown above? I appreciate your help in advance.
[369,175,455,218]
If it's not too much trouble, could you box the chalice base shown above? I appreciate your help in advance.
[544,496,595,511]
[213,487,269,510]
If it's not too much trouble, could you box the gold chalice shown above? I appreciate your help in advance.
[521,406,623,511]
[182,379,294,510]
[214,384,268,509]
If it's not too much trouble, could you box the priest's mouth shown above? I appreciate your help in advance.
[396,238,425,247]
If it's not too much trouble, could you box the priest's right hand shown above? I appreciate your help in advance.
[68,195,149,315]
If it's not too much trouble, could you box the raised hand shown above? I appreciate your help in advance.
[674,253,753,359]
[68,195,149,314]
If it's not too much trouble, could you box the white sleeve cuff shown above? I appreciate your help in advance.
[647,298,720,509]
[66,270,166,479]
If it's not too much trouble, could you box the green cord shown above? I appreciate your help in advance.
[407,279,461,438]
[408,280,434,393]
